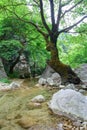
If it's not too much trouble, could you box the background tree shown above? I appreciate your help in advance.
[0,2,49,76]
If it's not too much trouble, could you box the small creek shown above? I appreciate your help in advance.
[0,79,85,130]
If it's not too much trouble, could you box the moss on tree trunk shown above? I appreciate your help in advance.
[46,42,81,84]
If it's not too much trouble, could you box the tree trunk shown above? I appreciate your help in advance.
[46,41,81,84]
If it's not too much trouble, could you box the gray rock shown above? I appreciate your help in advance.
[41,65,55,78]
[81,85,87,89]
[0,82,9,90]
[57,123,64,130]
[0,81,21,91]
[65,84,76,90]
[39,66,61,87]
[14,54,31,78]
[81,122,87,129]
[49,89,87,121]
[0,58,7,79]
[51,73,61,86]
[9,82,20,89]
[46,73,61,86]
[79,89,85,93]
[47,78,54,86]
[38,78,47,85]
[75,64,87,85]
[73,120,82,127]
[59,85,65,89]
[31,95,45,103]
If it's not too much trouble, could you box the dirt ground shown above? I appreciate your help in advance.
[0,79,86,130]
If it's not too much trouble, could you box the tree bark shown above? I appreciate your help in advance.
[46,40,81,84]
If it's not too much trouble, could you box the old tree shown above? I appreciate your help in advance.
[27,0,87,84]
[30,0,87,84]
[1,0,87,84]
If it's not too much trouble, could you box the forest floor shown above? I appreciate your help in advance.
[0,78,86,130]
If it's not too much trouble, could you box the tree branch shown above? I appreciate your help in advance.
[59,15,87,33]
[28,21,48,37]
[61,0,83,18]
[49,0,55,30]
[39,0,51,33]
[56,0,62,30]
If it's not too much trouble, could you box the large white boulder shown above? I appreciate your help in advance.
[49,89,87,120]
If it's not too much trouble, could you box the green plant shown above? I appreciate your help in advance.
[0,78,11,83]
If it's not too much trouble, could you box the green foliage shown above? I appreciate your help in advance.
[0,16,29,40]
[0,40,23,60]
[26,37,50,75]
[0,78,11,83]
[8,71,19,78]
[76,23,87,34]
[58,33,87,68]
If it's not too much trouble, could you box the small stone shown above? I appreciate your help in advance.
[38,78,46,85]
[33,103,41,107]
[81,85,87,89]
[35,84,41,87]
[79,126,84,130]
[59,85,65,88]
[65,84,76,90]
[31,95,45,103]
[47,78,54,86]
[57,123,64,130]
[27,102,42,110]
[81,122,87,129]
[17,117,36,128]
[73,120,82,127]
[9,82,20,89]
[79,89,85,93]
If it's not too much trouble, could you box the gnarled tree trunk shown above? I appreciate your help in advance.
[46,40,81,84]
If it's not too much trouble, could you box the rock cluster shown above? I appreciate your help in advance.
[38,65,61,86]
[0,81,21,91]
[37,64,87,125]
